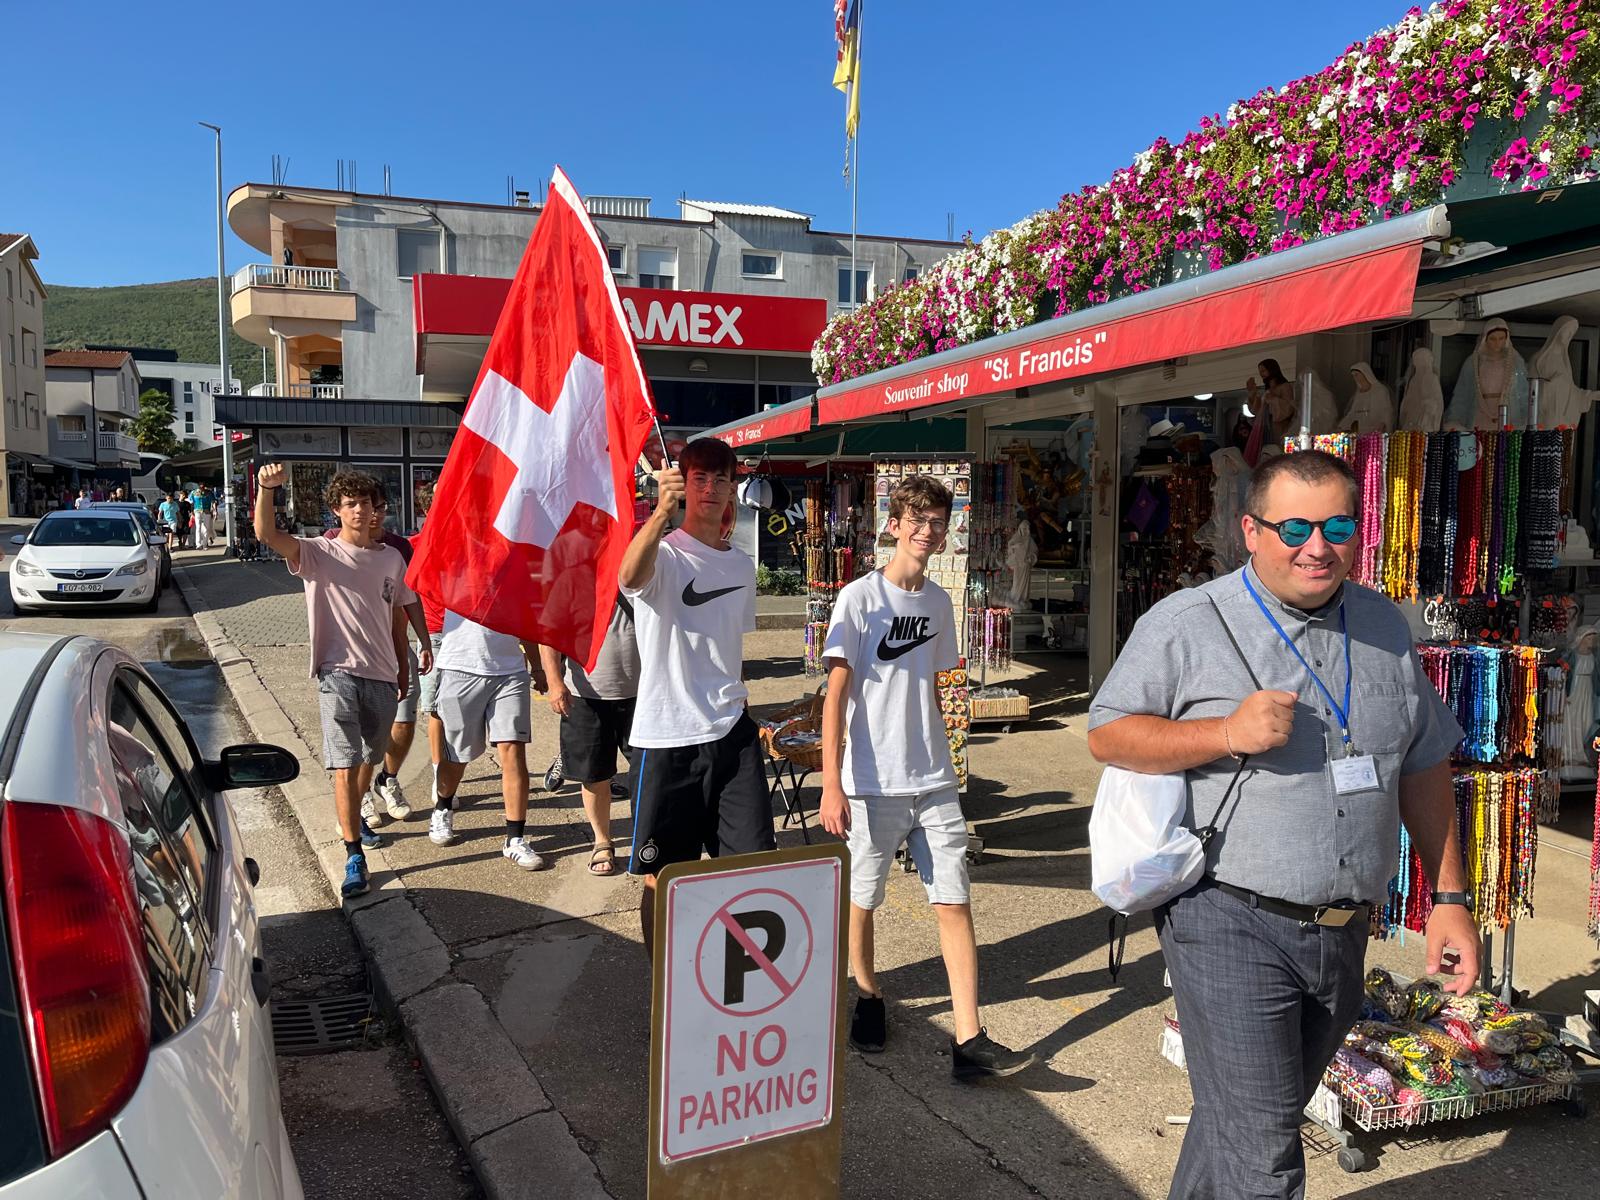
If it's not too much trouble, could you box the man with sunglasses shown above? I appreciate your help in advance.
[1087,450,1477,1200]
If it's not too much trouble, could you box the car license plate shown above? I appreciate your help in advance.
[58,582,103,594]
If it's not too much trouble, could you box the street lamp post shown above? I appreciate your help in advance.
[200,121,236,551]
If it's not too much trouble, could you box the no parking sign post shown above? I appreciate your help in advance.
[647,844,848,1198]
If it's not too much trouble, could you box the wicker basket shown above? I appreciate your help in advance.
[756,687,826,770]
[970,693,1030,721]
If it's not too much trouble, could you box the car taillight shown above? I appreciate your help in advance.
[1,801,151,1157]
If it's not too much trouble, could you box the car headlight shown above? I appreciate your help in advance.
[13,559,45,577]
[116,561,149,577]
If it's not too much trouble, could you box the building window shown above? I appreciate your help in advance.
[26,287,34,307]
[903,264,921,284]
[6,333,12,364]
[184,412,195,434]
[4,393,14,427]
[838,265,872,306]
[21,330,35,367]
[183,381,194,399]
[741,251,781,279]
[637,247,677,291]
[4,267,11,298]
[606,244,625,273]
[397,228,441,278]
[59,414,86,433]
[24,392,39,429]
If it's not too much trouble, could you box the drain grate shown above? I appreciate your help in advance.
[271,993,375,1055]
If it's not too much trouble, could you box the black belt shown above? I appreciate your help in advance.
[1212,880,1368,928]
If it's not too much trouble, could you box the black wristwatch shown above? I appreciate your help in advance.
[1432,891,1474,912]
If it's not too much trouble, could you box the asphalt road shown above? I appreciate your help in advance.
[0,552,480,1199]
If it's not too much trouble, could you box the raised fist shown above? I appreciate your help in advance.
[257,462,287,490]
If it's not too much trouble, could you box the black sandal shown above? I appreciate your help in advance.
[588,843,617,876]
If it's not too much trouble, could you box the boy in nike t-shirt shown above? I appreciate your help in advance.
[820,474,1035,1081]
[619,436,771,957]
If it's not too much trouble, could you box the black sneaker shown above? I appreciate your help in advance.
[610,780,630,800]
[850,994,887,1053]
[951,1028,1036,1081]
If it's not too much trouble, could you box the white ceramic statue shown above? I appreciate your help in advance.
[1005,520,1038,610]
[1530,315,1600,429]
[1445,318,1530,429]
[1398,346,1445,432]
[1337,362,1394,432]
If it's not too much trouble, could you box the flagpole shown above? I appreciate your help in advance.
[848,7,860,312]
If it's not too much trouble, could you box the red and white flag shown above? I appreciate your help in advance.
[406,168,656,671]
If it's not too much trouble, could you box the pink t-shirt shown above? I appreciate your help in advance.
[290,535,417,682]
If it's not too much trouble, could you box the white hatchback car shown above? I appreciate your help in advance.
[8,510,166,614]
[0,632,304,1198]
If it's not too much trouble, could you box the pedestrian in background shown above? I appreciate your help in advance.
[1087,451,1479,1199]
[538,598,639,876]
[192,484,216,549]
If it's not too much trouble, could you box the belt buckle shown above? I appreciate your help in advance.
[1313,905,1357,928]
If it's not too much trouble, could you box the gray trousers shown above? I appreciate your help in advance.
[1156,881,1368,1200]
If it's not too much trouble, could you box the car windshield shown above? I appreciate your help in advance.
[31,516,140,547]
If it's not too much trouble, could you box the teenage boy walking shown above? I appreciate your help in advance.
[192,484,216,549]
[619,437,771,956]
[819,475,1035,1080]
[255,464,415,898]
[539,598,640,876]
[427,610,550,870]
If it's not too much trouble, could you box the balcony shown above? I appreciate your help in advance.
[248,382,345,400]
[229,262,357,346]
[97,430,140,460]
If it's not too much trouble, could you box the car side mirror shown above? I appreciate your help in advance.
[9,535,24,546]
[211,743,300,789]
[148,535,167,547]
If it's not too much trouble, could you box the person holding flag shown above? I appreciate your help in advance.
[619,437,772,958]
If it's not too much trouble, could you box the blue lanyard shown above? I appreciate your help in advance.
[1242,570,1354,753]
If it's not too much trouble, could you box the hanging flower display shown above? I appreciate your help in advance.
[813,0,1600,387]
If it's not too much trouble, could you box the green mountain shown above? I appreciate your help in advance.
[44,278,265,392]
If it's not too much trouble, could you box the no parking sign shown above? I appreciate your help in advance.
[648,844,848,1197]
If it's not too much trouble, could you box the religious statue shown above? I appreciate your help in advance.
[1005,520,1038,610]
[1530,315,1600,429]
[1398,346,1444,432]
[1337,362,1394,432]
[1445,318,1529,429]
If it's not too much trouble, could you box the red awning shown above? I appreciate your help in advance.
[702,397,813,448]
[815,219,1435,425]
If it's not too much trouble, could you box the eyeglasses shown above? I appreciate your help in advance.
[1250,514,1357,547]
[902,516,949,535]
[689,475,734,493]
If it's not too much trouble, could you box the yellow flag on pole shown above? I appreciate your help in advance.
[832,0,861,137]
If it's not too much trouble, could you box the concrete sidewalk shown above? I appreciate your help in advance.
[174,547,1600,1199]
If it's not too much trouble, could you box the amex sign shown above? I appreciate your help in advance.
[648,845,847,1195]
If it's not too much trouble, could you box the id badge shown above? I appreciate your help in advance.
[1330,754,1380,794]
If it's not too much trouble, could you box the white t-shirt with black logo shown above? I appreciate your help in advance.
[623,527,757,748]
[823,570,958,795]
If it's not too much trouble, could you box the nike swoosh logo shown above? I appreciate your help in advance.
[683,580,745,607]
[877,632,937,661]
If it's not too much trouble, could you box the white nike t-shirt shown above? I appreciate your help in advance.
[623,527,757,748]
[823,570,958,795]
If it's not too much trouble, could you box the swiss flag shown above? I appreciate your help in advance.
[406,168,656,671]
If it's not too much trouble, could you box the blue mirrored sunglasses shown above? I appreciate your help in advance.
[1251,514,1357,547]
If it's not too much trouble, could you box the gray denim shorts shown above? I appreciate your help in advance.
[317,670,399,770]
[436,669,531,764]
[846,786,970,909]
[395,645,422,724]
[417,633,446,716]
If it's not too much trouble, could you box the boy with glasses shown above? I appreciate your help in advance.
[619,437,770,957]
[819,475,1035,1080]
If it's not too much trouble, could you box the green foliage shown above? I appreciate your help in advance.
[43,278,263,391]
[755,563,804,595]
[128,388,183,457]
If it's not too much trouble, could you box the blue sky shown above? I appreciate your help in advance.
[10,0,1411,288]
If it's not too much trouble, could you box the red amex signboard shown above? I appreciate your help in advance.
[814,240,1424,424]
[648,846,847,1191]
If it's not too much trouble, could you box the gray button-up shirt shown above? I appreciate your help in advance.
[1088,561,1462,906]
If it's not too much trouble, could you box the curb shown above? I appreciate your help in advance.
[172,559,613,1200]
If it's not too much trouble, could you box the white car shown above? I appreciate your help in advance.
[0,631,304,1198]
[8,510,166,614]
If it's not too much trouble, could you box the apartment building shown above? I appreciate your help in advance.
[1,233,48,515]
[221,182,958,531]
[43,350,143,476]
[89,346,239,448]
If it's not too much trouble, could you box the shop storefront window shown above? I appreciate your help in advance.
[651,380,758,429]
[411,465,440,533]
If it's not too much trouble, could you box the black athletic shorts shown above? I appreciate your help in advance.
[559,696,634,785]
[627,714,774,875]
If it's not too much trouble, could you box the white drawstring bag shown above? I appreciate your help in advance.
[1088,767,1205,915]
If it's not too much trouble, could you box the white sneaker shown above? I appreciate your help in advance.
[428,808,457,846]
[503,836,546,871]
[377,774,411,820]
[361,791,382,826]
